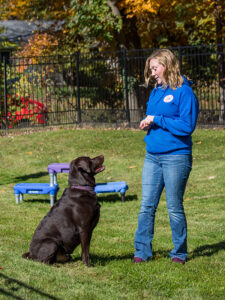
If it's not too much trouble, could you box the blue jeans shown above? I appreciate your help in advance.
[134,152,192,261]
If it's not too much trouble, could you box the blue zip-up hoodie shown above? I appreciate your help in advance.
[144,77,199,154]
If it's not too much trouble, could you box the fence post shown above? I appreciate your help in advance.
[75,51,81,124]
[3,57,8,134]
[217,44,225,123]
[123,49,130,126]
[178,46,183,74]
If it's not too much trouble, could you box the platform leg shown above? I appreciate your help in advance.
[121,193,125,202]
[49,173,54,187]
[15,194,19,204]
[53,173,57,185]
[50,194,55,207]
[20,193,23,202]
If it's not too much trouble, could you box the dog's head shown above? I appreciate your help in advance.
[68,155,105,187]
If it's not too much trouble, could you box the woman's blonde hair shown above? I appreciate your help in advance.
[144,49,183,90]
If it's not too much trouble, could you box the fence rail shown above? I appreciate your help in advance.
[0,44,225,131]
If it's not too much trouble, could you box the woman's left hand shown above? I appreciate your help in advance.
[145,115,154,124]
[139,115,154,129]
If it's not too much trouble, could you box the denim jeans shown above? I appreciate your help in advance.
[134,152,192,261]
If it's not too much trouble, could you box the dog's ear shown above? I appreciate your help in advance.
[76,159,91,173]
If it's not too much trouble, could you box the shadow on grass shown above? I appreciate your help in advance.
[0,172,50,186]
[68,250,171,267]
[0,273,59,300]
[190,241,225,259]
[22,198,51,204]
[69,253,134,266]
[14,172,49,183]
[87,242,225,265]
[19,194,138,205]
[97,194,138,203]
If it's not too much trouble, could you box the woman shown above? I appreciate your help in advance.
[133,49,199,264]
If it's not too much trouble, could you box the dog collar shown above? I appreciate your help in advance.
[71,185,95,192]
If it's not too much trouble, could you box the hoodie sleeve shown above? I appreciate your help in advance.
[153,87,199,136]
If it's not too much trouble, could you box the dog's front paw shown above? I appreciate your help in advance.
[82,257,91,267]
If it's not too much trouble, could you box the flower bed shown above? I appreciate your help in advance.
[3,95,47,128]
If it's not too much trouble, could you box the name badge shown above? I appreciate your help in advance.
[163,95,174,103]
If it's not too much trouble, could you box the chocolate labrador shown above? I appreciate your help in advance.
[22,155,105,266]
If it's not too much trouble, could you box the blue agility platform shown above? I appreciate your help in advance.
[95,181,128,202]
[13,183,59,206]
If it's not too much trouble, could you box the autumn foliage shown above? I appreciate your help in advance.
[0,0,224,54]
[16,33,59,58]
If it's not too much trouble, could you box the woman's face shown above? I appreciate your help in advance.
[149,58,165,85]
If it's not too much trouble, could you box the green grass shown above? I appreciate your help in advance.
[0,127,224,300]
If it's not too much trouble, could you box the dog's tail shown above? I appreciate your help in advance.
[22,252,30,259]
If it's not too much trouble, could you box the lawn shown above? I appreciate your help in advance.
[0,127,224,300]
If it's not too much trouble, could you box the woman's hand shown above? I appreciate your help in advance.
[139,115,154,130]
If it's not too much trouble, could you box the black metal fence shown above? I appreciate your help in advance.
[0,44,225,131]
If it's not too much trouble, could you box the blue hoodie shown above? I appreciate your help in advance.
[144,77,199,154]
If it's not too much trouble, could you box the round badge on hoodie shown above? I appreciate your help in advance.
[163,95,174,103]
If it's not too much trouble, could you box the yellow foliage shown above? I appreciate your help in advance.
[184,0,225,43]
[119,0,179,18]
[118,0,184,47]
[119,0,158,17]
[16,33,59,62]
[1,0,224,50]
[118,0,224,46]
[1,0,72,20]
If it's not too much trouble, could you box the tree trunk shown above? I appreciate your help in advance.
[215,1,225,123]
[106,0,142,50]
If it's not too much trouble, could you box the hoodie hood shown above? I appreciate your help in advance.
[182,76,193,87]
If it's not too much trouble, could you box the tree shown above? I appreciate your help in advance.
[0,0,74,55]
[0,0,122,54]
[116,0,188,48]
[0,0,72,21]
[69,0,122,50]
[1,0,225,53]
[174,0,225,45]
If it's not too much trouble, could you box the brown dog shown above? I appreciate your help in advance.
[22,155,105,266]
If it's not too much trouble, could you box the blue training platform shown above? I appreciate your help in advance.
[13,183,59,206]
[95,181,128,202]
[13,181,128,205]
